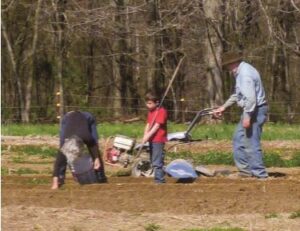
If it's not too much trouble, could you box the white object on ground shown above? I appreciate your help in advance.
[195,165,215,177]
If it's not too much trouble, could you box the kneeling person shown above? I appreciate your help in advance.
[51,111,107,189]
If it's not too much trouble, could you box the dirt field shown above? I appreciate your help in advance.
[2,136,300,231]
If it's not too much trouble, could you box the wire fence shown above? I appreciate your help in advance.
[2,100,300,124]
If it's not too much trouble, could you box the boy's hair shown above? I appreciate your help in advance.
[145,91,160,103]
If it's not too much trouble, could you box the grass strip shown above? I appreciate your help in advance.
[2,123,300,140]
[2,144,300,167]
[2,145,57,158]
[289,211,300,219]
[181,228,245,231]
[167,151,300,167]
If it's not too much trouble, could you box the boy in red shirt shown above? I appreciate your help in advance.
[142,91,168,183]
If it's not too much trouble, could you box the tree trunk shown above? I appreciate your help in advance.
[146,0,163,93]
[2,22,24,121]
[133,30,142,114]
[86,40,95,105]
[23,0,42,122]
[86,0,99,106]
[112,54,122,118]
[124,5,140,115]
[170,86,178,121]
[270,45,278,101]
[282,47,293,122]
[51,0,67,121]
[111,0,127,118]
[57,31,65,120]
[202,0,224,107]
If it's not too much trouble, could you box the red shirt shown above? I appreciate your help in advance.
[147,107,168,143]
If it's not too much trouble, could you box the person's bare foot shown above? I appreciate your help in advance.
[51,177,59,190]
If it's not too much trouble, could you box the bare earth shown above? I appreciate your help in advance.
[1,136,300,231]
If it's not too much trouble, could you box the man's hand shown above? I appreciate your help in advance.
[242,117,251,128]
[94,157,101,170]
[213,106,225,118]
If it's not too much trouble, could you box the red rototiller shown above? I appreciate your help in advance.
[104,108,214,177]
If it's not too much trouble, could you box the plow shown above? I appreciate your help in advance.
[104,108,215,177]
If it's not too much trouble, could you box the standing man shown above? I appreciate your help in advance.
[213,51,268,179]
[51,111,107,189]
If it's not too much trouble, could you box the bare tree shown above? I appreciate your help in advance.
[202,0,224,107]
[2,0,300,123]
[2,0,42,122]
[50,0,68,121]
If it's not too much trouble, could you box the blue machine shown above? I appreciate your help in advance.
[165,159,198,179]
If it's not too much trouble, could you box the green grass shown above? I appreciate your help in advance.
[1,167,9,176]
[144,223,161,231]
[264,152,300,167]
[265,213,279,219]
[2,144,299,168]
[167,151,234,165]
[25,178,50,185]
[70,226,83,231]
[2,122,300,140]
[167,151,300,167]
[2,145,57,158]
[1,123,59,136]
[33,224,44,231]
[11,155,26,163]
[289,211,300,219]
[181,228,244,231]
[15,168,39,175]
[109,168,132,177]
[12,158,53,164]
[262,123,300,140]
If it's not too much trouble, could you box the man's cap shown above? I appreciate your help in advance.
[222,50,243,66]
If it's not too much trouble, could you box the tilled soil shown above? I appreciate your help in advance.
[2,174,300,231]
[3,175,300,214]
[2,136,300,230]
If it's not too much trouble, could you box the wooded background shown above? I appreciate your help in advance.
[2,0,300,123]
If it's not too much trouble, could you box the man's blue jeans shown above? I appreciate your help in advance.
[149,142,165,183]
[233,105,268,178]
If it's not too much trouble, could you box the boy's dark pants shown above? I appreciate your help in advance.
[149,142,165,183]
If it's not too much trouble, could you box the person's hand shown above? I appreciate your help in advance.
[51,177,59,190]
[94,158,101,170]
[142,136,148,144]
[242,117,251,128]
[213,106,225,118]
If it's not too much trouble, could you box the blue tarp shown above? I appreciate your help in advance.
[165,159,198,179]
